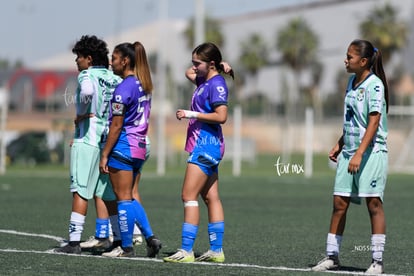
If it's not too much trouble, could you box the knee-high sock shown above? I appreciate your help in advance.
[131,199,153,239]
[326,233,342,256]
[109,214,121,242]
[117,200,135,248]
[181,223,198,252]
[95,218,110,239]
[69,212,85,242]
[371,234,386,262]
[208,221,224,252]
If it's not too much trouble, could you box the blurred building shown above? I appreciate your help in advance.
[27,0,414,108]
[1,0,412,115]
[5,68,77,113]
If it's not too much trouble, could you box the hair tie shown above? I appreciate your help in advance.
[374,47,378,52]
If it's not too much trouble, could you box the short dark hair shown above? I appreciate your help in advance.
[72,35,109,68]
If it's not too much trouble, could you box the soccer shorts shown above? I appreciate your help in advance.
[334,150,388,202]
[187,150,220,176]
[107,137,150,177]
[70,142,116,201]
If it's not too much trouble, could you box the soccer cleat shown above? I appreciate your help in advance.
[101,246,135,257]
[146,236,162,257]
[365,260,384,274]
[195,249,225,263]
[163,249,195,263]
[311,255,340,271]
[80,236,112,250]
[133,234,144,246]
[54,243,81,254]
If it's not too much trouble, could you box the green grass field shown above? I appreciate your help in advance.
[0,154,412,275]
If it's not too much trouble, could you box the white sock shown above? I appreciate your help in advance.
[69,212,85,242]
[326,233,342,256]
[109,215,121,242]
[133,224,142,235]
[371,234,386,262]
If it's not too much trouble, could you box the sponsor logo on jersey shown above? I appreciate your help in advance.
[115,94,123,102]
[357,88,365,101]
[216,86,226,100]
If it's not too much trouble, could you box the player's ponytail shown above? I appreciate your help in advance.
[371,48,388,113]
[133,41,153,94]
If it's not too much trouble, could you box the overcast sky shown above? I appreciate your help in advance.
[0,0,316,67]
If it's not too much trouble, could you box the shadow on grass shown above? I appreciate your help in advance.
[307,262,366,273]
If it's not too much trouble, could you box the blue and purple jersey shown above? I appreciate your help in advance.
[109,75,151,160]
[184,74,228,160]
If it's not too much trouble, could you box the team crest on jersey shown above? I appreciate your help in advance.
[357,88,365,101]
[112,102,125,115]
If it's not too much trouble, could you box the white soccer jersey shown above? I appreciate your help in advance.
[74,67,121,146]
[342,73,388,156]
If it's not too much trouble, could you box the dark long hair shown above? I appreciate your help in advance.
[113,42,153,93]
[192,42,234,79]
[350,39,389,113]
[72,35,109,68]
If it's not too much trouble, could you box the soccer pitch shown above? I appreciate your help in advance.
[0,155,412,275]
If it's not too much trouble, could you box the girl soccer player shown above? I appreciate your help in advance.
[312,39,388,274]
[164,42,233,263]
[55,35,120,254]
[99,41,161,258]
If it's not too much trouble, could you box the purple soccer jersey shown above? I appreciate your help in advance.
[109,75,151,160]
[184,75,228,159]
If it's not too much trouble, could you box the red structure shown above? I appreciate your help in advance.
[6,68,78,112]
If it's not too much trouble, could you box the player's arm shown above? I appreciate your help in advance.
[185,67,197,84]
[100,115,123,174]
[77,76,94,114]
[74,113,94,125]
[176,104,227,124]
[329,135,344,162]
[348,112,381,173]
[99,103,124,173]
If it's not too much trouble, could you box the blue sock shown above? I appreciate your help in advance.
[95,218,110,239]
[208,221,224,252]
[181,223,198,252]
[131,199,153,239]
[117,200,135,248]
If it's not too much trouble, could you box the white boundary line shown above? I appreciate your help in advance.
[0,229,406,276]
[0,229,64,242]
